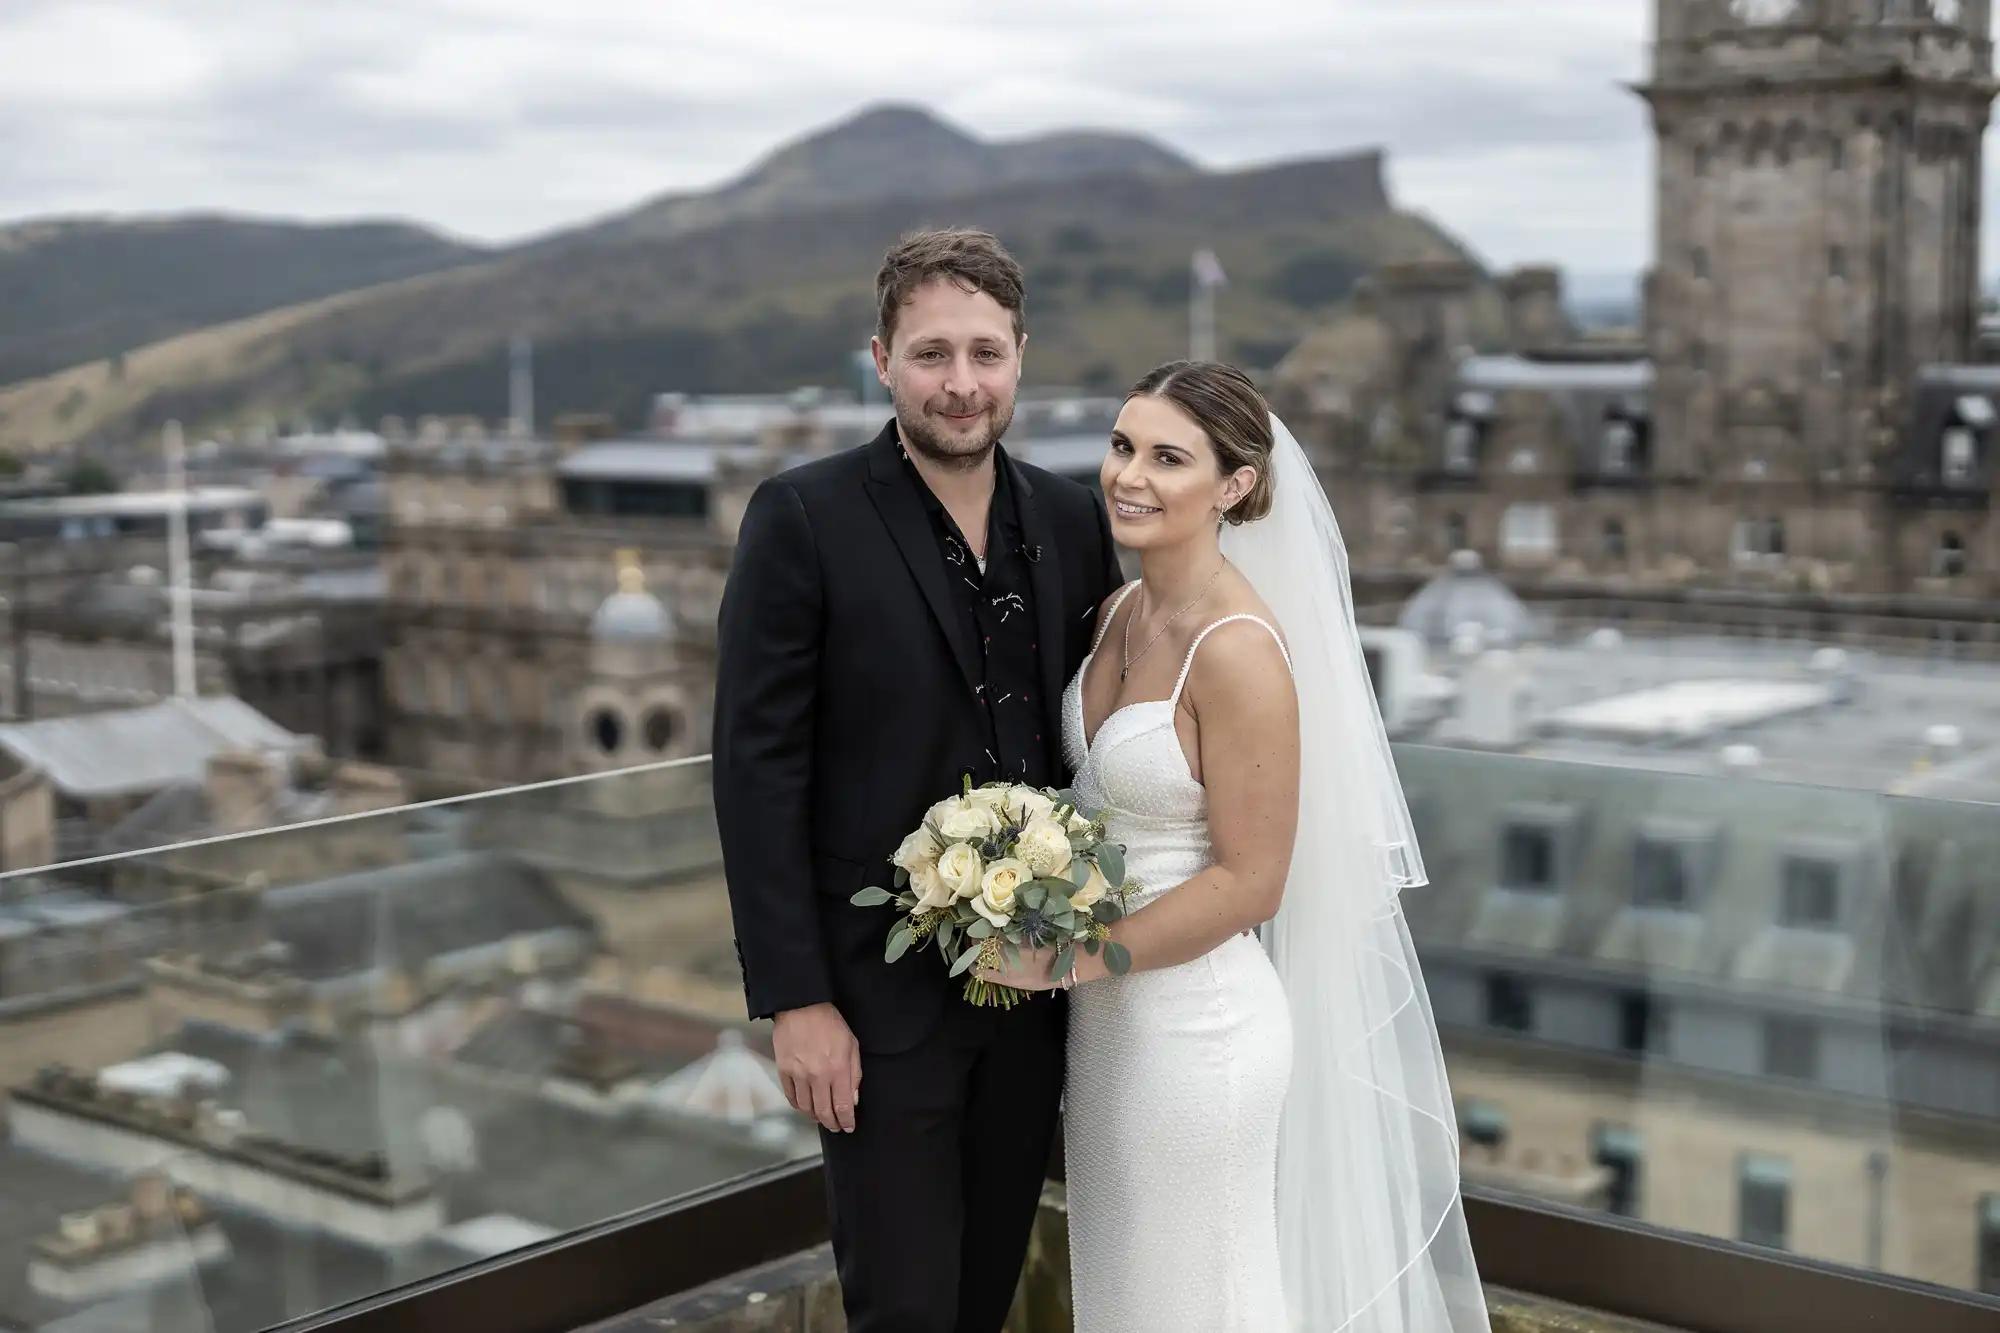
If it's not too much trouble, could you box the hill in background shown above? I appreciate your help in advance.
[0,105,1474,452]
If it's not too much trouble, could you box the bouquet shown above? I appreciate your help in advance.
[852,777,1135,1008]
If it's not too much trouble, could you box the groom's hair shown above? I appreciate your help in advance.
[876,229,1026,348]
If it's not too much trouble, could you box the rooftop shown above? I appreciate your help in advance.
[1386,627,2000,803]
[0,697,312,801]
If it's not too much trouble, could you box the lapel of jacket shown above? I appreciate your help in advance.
[862,424,981,696]
[1004,447,1070,765]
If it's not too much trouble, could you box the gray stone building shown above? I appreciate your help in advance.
[1277,0,2000,650]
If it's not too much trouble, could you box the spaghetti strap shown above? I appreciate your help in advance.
[1091,581,1142,655]
[1169,615,1293,709]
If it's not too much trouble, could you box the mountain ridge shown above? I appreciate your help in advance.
[0,105,1449,451]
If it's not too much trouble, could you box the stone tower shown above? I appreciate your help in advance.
[1639,0,1995,483]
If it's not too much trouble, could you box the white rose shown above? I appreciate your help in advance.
[926,795,966,830]
[938,802,1001,844]
[892,826,941,875]
[1071,862,1112,910]
[966,785,1013,816]
[1016,818,1073,880]
[1008,787,1055,825]
[1065,809,1098,836]
[937,841,985,900]
[975,858,1028,926]
[909,860,956,911]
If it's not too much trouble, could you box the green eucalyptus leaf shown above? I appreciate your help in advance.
[893,867,910,889]
[1051,943,1076,983]
[1098,844,1126,887]
[1103,941,1133,975]
[1069,860,1094,889]
[950,944,983,977]
[885,924,915,964]
[937,918,957,953]
[1022,884,1047,911]
[968,919,995,939]
[852,886,895,907]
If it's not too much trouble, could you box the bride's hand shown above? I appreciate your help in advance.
[975,942,1066,992]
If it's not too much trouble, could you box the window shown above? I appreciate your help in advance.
[1633,837,1696,910]
[1935,532,1967,579]
[1461,1099,1507,1149]
[1502,824,1557,892]
[1780,855,1841,928]
[1602,519,1628,562]
[1733,516,1786,561]
[1484,973,1534,1033]
[1762,1017,1821,1080]
[1445,513,1468,553]
[1829,245,1847,280]
[1829,137,1845,171]
[1618,991,1664,1056]
[1691,339,1708,373]
[1942,427,1978,485]
[589,707,624,755]
[1593,1125,1644,1218]
[1444,421,1479,474]
[1738,1154,1791,1250]
[1826,341,1848,378]
[1600,420,1637,475]
[1692,246,1709,280]
[1501,504,1557,558]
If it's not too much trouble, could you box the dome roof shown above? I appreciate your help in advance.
[591,553,674,643]
[644,1031,790,1124]
[1397,550,1542,648]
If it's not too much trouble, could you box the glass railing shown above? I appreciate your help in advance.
[1392,740,2000,1304]
[6,738,2000,1333]
[0,756,821,1333]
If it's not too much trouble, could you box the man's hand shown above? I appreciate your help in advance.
[773,1002,862,1134]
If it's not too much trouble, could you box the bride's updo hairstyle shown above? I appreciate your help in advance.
[1126,360,1276,525]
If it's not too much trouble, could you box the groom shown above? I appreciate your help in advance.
[713,228,1125,1332]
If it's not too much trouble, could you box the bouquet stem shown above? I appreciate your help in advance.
[962,977,1030,1010]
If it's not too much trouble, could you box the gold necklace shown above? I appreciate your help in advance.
[1121,564,1225,683]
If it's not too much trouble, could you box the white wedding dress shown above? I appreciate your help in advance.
[1061,585,1297,1332]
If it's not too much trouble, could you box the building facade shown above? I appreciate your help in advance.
[1277,0,2000,647]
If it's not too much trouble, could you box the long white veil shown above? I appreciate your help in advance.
[1220,415,1490,1333]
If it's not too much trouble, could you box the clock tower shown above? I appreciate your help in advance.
[1640,0,1995,483]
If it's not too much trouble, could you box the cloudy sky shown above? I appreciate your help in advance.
[0,1,1687,284]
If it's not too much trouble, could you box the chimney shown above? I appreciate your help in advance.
[1459,649,1530,749]
[205,750,284,834]
[1501,266,1573,352]
[328,762,407,817]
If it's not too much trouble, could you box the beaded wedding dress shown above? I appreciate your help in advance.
[1055,413,1491,1333]
[1061,592,1296,1332]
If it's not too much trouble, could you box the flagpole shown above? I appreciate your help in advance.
[1190,248,1224,362]
[164,421,195,699]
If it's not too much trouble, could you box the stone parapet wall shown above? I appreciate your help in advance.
[585,1186,1676,1333]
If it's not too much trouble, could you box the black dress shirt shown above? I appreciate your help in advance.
[905,447,1052,791]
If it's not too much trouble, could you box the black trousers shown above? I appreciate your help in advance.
[820,994,1066,1333]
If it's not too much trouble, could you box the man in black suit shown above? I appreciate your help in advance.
[713,229,1124,1333]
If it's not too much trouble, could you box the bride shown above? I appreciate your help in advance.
[979,361,1491,1332]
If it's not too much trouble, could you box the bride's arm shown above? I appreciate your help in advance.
[1078,622,1300,980]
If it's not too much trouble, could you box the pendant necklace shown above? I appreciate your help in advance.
[1121,563,1225,683]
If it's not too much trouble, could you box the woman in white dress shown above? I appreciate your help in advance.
[979,362,1490,1333]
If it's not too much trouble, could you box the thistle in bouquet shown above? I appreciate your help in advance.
[852,777,1136,1009]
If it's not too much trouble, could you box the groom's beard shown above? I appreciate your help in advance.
[893,384,1016,471]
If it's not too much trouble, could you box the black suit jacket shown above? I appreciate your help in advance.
[713,422,1125,1053]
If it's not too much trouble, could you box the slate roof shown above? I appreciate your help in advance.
[262,852,597,984]
[0,698,310,801]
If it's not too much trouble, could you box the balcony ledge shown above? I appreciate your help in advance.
[579,1185,1677,1333]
